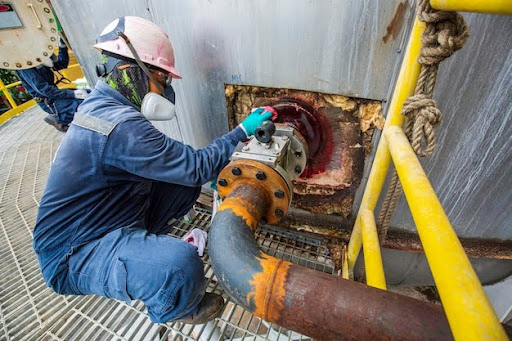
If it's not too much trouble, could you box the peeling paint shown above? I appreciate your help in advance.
[218,198,259,231]
[247,252,292,321]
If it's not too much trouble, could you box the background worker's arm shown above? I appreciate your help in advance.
[17,68,76,100]
[53,43,70,70]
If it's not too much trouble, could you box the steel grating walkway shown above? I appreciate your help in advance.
[0,107,336,341]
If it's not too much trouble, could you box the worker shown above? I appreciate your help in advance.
[16,38,88,132]
[33,16,272,325]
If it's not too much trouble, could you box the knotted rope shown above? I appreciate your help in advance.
[377,0,468,241]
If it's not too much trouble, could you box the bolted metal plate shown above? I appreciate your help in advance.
[0,0,59,70]
[273,125,309,180]
[232,135,289,165]
[232,125,308,183]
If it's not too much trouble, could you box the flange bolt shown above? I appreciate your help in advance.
[256,171,266,180]
[274,190,284,198]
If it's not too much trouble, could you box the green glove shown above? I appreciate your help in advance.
[210,178,218,192]
[239,107,273,136]
[210,179,220,201]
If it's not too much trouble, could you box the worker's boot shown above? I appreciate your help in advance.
[176,293,224,324]
[44,115,68,132]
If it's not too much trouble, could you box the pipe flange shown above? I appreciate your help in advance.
[217,160,291,224]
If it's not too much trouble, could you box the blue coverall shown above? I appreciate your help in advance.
[17,46,82,125]
[33,81,247,322]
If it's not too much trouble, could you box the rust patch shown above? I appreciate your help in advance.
[218,198,260,231]
[247,252,292,321]
[383,2,407,43]
[383,230,512,259]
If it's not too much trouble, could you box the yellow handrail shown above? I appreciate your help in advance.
[0,76,36,125]
[347,18,426,272]
[360,209,386,290]
[5,80,22,90]
[345,5,508,339]
[0,76,18,109]
[431,0,512,15]
[385,126,507,340]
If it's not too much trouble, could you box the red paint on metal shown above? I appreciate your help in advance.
[302,110,335,177]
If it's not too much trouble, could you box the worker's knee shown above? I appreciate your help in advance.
[149,245,206,322]
[108,238,206,322]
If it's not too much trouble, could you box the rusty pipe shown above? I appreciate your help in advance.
[209,181,457,340]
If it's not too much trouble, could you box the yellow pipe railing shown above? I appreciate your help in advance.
[345,4,507,338]
[0,100,37,125]
[5,80,22,89]
[0,76,36,125]
[347,18,426,272]
[0,76,19,109]
[385,126,507,340]
[360,209,386,290]
[431,0,512,15]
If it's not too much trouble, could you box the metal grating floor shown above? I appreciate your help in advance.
[0,107,335,341]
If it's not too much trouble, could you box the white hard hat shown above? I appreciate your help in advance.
[94,16,181,79]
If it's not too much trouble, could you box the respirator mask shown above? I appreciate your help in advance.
[141,82,176,121]
[141,70,177,121]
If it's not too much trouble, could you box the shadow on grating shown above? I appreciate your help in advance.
[0,107,332,341]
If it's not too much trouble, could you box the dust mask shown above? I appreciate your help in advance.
[141,92,176,121]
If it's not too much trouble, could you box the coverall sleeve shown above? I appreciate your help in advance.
[17,68,76,100]
[53,46,70,70]
[104,116,247,187]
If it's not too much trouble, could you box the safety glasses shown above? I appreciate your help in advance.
[151,69,172,87]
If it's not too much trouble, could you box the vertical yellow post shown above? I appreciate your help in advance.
[347,18,426,271]
[342,245,349,280]
[0,76,18,109]
[360,209,386,290]
[385,126,507,340]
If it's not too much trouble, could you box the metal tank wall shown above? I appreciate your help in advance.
[51,0,413,147]
[51,1,511,284]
